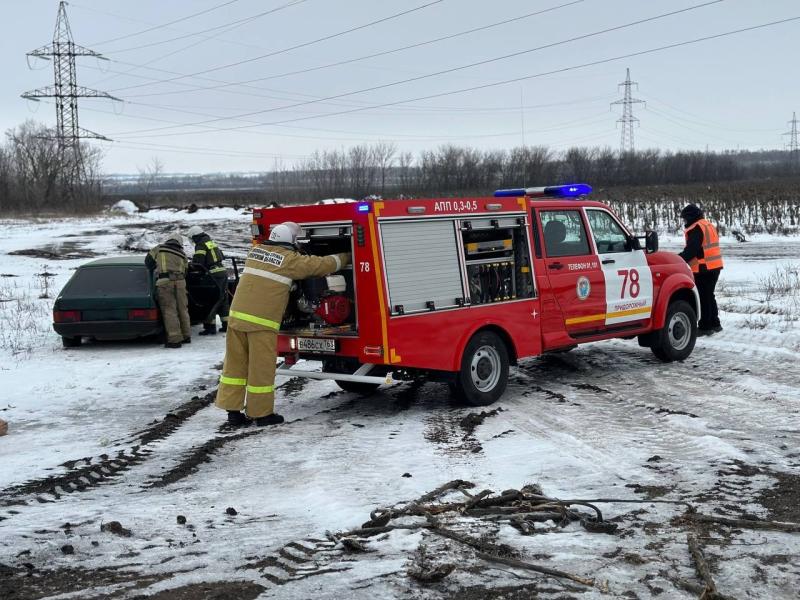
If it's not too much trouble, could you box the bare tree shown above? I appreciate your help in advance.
[371,141,397,197]
[397,151,415,194]
[137,156,164,210]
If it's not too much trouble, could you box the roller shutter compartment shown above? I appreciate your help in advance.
[380,220,463,315]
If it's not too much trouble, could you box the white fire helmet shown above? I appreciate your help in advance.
[269,221,301,244]
[186,225,204,239]
[165,232,183,245]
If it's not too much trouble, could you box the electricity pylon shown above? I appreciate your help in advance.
[611,67,645,153]
[22,1,120,195]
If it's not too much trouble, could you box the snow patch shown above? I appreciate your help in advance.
[107,199,139,215]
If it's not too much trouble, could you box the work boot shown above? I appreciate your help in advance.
[164,342,182,348]
[183,337,191,344]
[199,324,217,336]
[226,411,251,428]
[254,413,284,427]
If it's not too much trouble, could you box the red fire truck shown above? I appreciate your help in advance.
[252,184,699,406]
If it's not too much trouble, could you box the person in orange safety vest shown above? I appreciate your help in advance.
[678,204,723,336]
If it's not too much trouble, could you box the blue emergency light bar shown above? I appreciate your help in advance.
[357,203,370,213]
[493,183,592,198]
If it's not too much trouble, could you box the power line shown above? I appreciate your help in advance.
[641,95,781,133]
[611,67,645,152]
[106,0,310,54]
[114,13,800,141]
[109,0,445,93]
[90,1,310,88]
[87,0,246,46]
[119,0,585,96]
[64,97,611,143]
[111,0,726,136]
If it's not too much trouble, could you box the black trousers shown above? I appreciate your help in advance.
[205,272,230,326]
[695,268,721,329]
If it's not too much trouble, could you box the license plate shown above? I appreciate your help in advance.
[297,337,336,353]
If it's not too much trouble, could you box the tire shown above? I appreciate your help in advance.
[451,330,509,406]
[61,336,82,348]
[650,300,697,362]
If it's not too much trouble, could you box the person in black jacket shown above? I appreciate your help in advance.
[186,225,229,335]
[678,204,724,335]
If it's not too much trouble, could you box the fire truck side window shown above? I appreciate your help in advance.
[586,209,629,254]
[539,210,591,257]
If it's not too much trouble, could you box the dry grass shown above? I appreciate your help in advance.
[0,279,50,356]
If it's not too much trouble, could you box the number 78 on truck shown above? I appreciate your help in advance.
[253,184,700,406]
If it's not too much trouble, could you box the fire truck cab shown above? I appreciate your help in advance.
[252,184,700,406]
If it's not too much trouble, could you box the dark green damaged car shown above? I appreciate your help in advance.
[53,256,238,348]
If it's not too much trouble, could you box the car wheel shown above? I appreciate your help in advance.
[651,300,697,362]
[61,336,82,348]
[451,331,509,406]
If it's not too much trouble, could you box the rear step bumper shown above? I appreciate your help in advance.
[276,362,395,386]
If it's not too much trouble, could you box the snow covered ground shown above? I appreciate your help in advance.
[0,208,798,600]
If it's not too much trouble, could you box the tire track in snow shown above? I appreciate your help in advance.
[574,343,800,468]
[501,341,797,512]
[0,378,332,518]
[0,391,217,513]
[504,367,714,478]
[141,379,435,489]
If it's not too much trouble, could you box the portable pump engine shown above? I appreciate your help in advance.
[292,274,353,327]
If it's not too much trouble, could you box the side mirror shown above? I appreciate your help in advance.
[644,230,659,253]
[628,236,642,251]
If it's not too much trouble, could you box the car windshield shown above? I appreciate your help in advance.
[64,266,151,297]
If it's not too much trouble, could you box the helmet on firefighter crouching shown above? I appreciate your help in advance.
[269,221,301,245]
[186,225,204,239]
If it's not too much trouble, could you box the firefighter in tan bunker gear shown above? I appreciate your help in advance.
[215,222,351,427]
[146,233,191,348]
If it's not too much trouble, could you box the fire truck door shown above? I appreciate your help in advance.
[537,209,605,333]
[585,209,653,326]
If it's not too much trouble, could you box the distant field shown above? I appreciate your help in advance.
[105,177,800,236]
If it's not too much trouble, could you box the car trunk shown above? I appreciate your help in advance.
[56,266,156,320]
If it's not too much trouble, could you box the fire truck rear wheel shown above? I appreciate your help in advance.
[651,300,697,362]
[453,331,509,406]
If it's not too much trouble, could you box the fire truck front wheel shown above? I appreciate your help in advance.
[650,300,697,362]
[452,331,509,406]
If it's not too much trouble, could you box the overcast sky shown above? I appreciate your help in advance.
[3,0,799,174]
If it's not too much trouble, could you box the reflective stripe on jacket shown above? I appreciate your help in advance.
[227,243,350,332]
[147,244,187,284]
[684,218,723,272]
[192,235,227,274]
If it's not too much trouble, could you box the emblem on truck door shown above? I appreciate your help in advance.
[576,276,591,300]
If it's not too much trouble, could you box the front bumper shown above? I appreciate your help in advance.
[53,320,162,341]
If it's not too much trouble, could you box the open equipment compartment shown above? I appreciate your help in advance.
[280,222,358,336]
[460,217,535,305]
